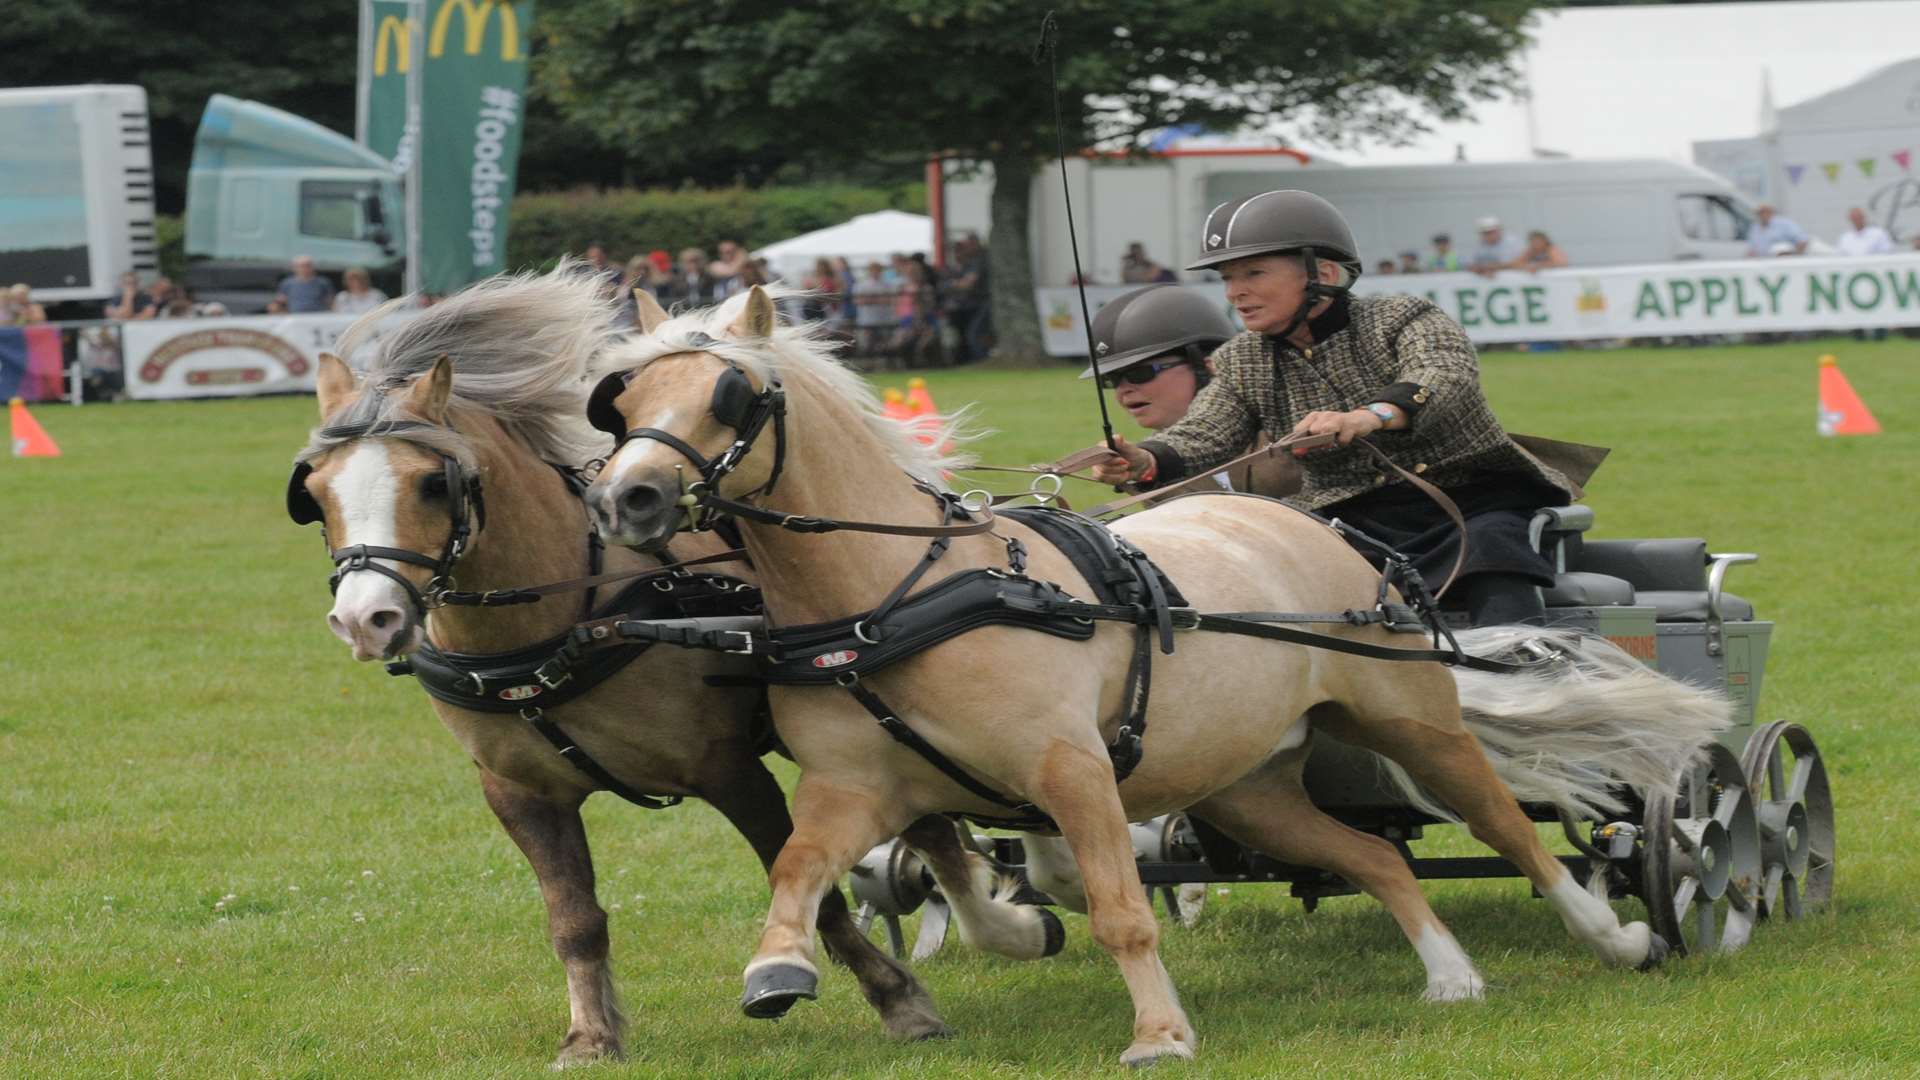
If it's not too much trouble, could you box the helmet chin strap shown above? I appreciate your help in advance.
[1269,250,1352,346]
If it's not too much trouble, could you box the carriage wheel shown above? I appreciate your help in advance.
[1739,722,1834,920]
[1639,742,1761,955]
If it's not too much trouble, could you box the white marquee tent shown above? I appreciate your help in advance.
[754,210,932,279]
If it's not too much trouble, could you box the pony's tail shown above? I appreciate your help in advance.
[1378,627,1734,821]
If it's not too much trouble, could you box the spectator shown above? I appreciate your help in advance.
[889,260,940,367]
[132,277,176,319]
[851,261,896,359]
[615,256,651,325]
[264,296,290,315]
[944,234,990,363]
[332,267,390,315]
[1122,243,1178,284]
[196,301,229,318]
[658,247,719,308]
[1516,230,1568,272]
[105,271,150,320]
[276,255,336,313]
[1375,259,1397,275]
[1834,207,1894,256]
[803,257,847,334]
[1426,233,1460,272]
[1746,204,1808,257]
[6,284,47,325]
[582,241,619,293]
[710,239,749,298]
[164,287,198,319]
[1469,217,1523,276]
[1398,251,1421,274]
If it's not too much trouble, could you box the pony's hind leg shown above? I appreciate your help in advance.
[1191,749,1485,1002]
[477,769,624,1067]
[698,749,949,1040]
[1030,737,1196,1066]
[902,816,1066,961]
[1318,695,1664,971]
[733,769,935,1030]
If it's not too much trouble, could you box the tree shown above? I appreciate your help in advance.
[537,0,1536,362]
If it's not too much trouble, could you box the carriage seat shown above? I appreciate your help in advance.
[1570,538,1756,622]
[1527,506,1638,608]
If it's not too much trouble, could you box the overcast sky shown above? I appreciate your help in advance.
[1284,1,1920,166]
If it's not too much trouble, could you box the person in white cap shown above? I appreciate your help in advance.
[1469,216,1523,276]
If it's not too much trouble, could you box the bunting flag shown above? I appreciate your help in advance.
[1786,164,1807,186]
[1895,149,1912,172]
[1821,162,1842,182]
[1858,158,1877,179]
[0,325,64,402]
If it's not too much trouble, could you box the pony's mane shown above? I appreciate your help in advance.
[298,261,624,467]
[591,288,982,484]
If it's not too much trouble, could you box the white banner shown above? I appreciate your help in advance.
[1037,252,1920,355]
[121,311,418,401]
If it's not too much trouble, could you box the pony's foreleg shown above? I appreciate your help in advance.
[697,750,948,1040]
[477,769,624,1067]
[901,816,1065,961]
[1030,738,1196,1066]
[1019,834,1088,914]
[1191,753,1485,1002]
[740,773,919,1024]
[1328,705,1666,971]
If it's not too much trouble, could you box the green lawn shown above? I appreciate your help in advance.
[3,337,1917,1078]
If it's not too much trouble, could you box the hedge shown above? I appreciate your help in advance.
[506,183,928,270]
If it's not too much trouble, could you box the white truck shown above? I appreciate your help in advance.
[0,85,157,308]
[946,153,1763,281]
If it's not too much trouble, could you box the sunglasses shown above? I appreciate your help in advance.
[1099,360,1187,389]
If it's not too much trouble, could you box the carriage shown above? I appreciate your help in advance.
[849,501,1833,960]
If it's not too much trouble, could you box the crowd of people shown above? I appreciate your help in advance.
[1367,217,1569,278]
[573,233,993,368]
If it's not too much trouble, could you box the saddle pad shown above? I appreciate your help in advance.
[1001,505,1188,609]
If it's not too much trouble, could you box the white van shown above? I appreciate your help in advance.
[1202,159,1759,269]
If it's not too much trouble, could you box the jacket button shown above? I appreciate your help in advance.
[1414,463,1428,474]
[1373,472,1387,485]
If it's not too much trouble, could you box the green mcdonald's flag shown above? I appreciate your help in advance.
[363,0,415,172]
[419,0,534,293]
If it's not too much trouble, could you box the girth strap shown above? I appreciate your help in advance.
[520,706,683,811]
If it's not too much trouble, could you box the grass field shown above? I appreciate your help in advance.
[4,336,1918,1078]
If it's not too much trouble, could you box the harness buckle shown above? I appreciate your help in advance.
[1166,606,1202,630]
[716,630,756,655]
[536,659,574,690]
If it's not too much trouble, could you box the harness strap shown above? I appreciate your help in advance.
[834,673,1053,827]
[434,549,751,607]
[695,487,1002,538]
[520,706,683,811]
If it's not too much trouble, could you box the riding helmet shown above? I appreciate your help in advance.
[1185,189,1362,277]
[1078,284,1239,380]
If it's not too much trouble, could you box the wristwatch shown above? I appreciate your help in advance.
[1364,402,1397,427]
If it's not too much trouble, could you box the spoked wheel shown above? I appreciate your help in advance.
[1640,742,1761,955]
[1739,722,1834,920]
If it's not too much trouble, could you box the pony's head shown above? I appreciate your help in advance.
[290,265,623,659]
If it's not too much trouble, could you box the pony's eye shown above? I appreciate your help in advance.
[419,473,450,500]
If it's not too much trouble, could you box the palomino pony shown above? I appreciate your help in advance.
[583,286,1731,1065]
[288,271,1060,1066]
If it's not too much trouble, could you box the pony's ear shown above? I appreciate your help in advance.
[405,353,455,425]
[634,287,670,334]
[726,286,776,339]
[316,352,356,418]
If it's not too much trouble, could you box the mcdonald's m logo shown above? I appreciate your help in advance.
[373,15,412,76]
[430,0,524,61]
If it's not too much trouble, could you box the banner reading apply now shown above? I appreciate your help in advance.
[1037,253,1920,355]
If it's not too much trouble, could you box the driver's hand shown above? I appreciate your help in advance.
[1088,433,1154,486]
[1288,408,1384,453]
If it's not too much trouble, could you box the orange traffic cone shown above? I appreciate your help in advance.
[1817,355,1880,436]
[881,387,914,421]
[906,376,935,416]
[9,397,61,457]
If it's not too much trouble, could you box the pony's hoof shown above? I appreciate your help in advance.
[1637,931,1671,972]
[1422,971,1487,1002]
[1037,907,1067,957]
[741,961,819,1020]
[1121,1035,1196,1068]
[550,1030,622,1068]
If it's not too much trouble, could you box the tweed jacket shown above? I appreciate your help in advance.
[1151,431,1303,501]
[1140,294,1573,513]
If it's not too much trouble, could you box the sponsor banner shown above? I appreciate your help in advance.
[1037,253,1920,354]
[419,0,535,294]
[360,0,415,173]
[121,312,418,401]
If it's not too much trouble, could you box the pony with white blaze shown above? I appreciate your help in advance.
[584,285,1732,1066]
[288,267,1059,1067]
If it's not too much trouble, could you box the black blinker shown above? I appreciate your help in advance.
[587,371,631,437]
[286,461,323,525]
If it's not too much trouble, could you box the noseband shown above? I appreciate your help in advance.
[286,418,487,617]
[587,333,786,531]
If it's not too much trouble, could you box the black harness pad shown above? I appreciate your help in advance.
[1001,506,1187,608]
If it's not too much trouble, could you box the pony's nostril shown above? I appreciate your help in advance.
[621,484,662,515]
[369,609,402,631]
